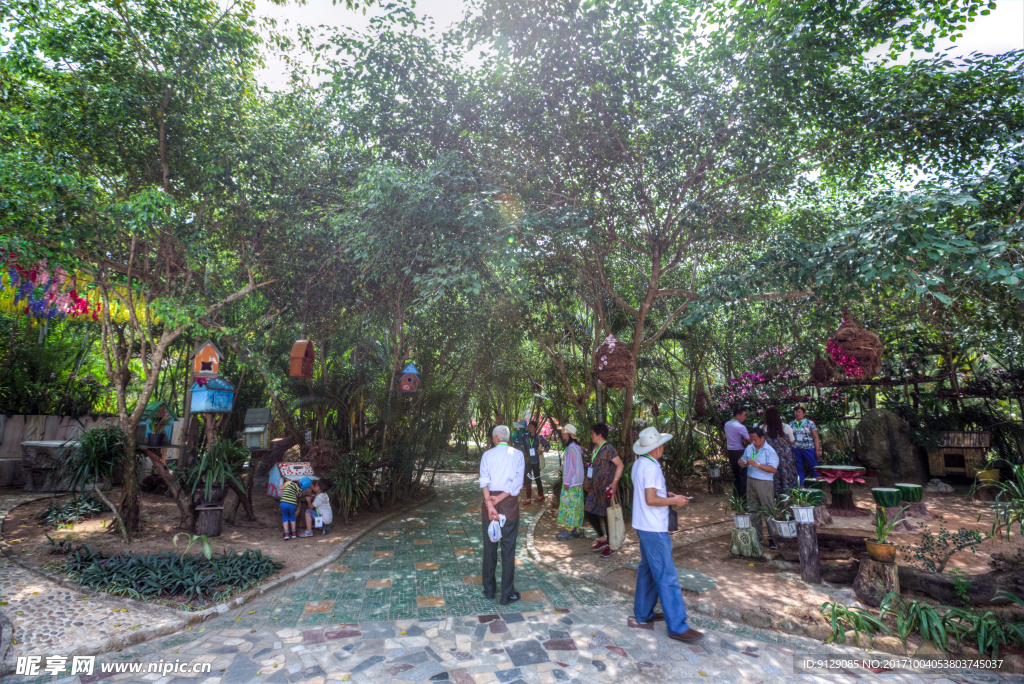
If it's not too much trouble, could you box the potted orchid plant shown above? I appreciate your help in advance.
[727,494,751,529]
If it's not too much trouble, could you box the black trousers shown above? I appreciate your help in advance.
[523,460,543,497]
[585,510,606,538]
[727,449,748,499]
[482,517,519,602]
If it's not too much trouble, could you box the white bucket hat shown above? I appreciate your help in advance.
[632,426,672,455]
[561,424,577,437]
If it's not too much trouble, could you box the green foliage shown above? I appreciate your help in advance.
[948,568,973,607]
[754,497,792,522]
[172,533,213,561]
[819,601,890,644]
[328,453,371,523]
[872,506,909,544]
[987,463,1024,545]
[59,425,130,493]
[896,524,986,573]
[880,593,948,650]
[726,495,748,514]
[176,438,247,503]
[38,494,105,528]
[64,545,283,605]
[784,489,817,508]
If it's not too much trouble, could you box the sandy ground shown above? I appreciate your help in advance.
[535,476,1022,649]
[3,485,431,576]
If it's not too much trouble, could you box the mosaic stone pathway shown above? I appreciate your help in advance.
[4,475,1020,684]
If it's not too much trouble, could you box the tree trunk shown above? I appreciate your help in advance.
[853,558,899,607]
[114,438,142,535]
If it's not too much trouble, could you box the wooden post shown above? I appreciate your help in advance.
[196,505,223,537]
[796,522,821,584]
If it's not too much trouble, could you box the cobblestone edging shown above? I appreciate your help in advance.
[0,490,436,674]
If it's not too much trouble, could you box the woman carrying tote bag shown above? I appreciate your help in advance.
[584,422,624,558]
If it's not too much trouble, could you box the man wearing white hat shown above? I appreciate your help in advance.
[630,426,704,643]
[479,425,525,604]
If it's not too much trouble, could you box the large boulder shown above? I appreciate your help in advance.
[854,409,929,486]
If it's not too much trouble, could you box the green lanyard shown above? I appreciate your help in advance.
[795,420,805,430]
[750,447,764,463]
[642,455,659,467]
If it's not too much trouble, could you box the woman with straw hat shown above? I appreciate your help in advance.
[555,424,586,540]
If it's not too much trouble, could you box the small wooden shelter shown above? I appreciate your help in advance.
[290,339,315,379]
[242,408,272,450]
[191,340,225,378]
[927,431,991,478]
[398,362,420,394]
[138,400,177,445]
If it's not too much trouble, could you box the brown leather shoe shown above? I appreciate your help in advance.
[668,629,704,642]
[633,613,665,624]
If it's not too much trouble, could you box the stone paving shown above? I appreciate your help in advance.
[0,490,183,661]
[3,474,1021,684]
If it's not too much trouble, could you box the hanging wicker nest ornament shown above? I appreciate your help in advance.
[594,335,634,389]
[810,356,834,383]
[693,388,711,418]
[827,311,883,380]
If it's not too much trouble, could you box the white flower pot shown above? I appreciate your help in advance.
[793,506,815,524]
[774,519,797,538]
[733,513,751,529]
[708,466,722,478]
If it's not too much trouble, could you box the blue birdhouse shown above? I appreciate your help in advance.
[190,377,235,413]
[398,362,420,395]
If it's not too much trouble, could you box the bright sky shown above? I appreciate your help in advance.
[255,0,1024,89]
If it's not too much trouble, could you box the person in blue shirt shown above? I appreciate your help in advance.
[789,405,820,485]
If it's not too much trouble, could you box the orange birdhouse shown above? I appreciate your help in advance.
[191,340,225,378]
[398,362,420,394]
[290,339,315,379]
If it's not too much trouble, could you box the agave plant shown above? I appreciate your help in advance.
[177,438,247,503]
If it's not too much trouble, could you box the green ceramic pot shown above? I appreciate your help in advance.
[895,483,923,503]
[871,487,903,508]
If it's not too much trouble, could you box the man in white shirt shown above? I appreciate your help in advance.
[630,427,703,643]
[740,426,780,550]
[479,425,525,604]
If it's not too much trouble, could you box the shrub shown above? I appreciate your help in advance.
[38,493,105,528]
[896,524,986,573]
[64,545,283,605]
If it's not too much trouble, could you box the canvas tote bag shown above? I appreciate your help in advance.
[607,491,626,550]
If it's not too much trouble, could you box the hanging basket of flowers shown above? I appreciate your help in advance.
[594,335,633,390]
[826,310,883,381]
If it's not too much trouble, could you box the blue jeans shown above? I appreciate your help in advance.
[793,448,818,485]
[634,529,689,635]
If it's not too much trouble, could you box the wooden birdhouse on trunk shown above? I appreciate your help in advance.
[290,339,315,379]
[191,340,225,378]
[398,362,420,394]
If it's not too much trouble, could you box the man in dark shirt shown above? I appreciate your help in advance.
[516,420,546,504]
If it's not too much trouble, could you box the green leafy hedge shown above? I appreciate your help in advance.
[38,494,106,528]
[64,546,283,604]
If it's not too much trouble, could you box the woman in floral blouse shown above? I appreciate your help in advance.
[584,422,624,559]
[763,406,799,497]
[789,405,820,485]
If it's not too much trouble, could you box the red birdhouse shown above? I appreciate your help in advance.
[398,362,420,394]
[191,340,225,378]
[289,339,315,379]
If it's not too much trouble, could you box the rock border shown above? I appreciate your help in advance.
[0,490,436,673]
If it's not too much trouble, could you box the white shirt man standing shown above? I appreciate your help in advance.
[740,426,780,549]
[630,427,703,643]
[479,425,525,604]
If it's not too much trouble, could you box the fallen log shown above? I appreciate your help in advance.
[898,566,1021,606]
[777,533,869,563]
